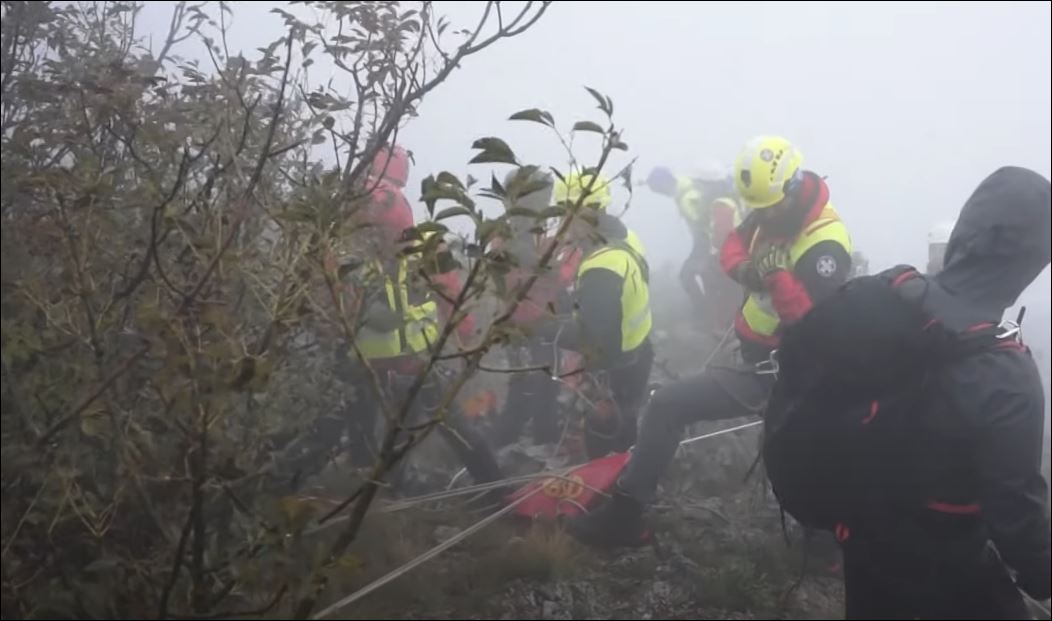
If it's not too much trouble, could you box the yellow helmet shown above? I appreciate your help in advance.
[554,172,612,211]
[733,136,803,209]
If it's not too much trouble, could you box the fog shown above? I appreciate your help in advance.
[139,0,1051,332]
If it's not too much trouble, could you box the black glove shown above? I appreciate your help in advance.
[733,261,765,293]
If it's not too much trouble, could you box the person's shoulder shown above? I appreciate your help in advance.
[940,343,1043,426]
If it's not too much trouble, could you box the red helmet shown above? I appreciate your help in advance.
[366,181,414,245]
[369,145,410,188]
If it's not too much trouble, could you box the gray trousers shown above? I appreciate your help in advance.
[619,365,773,502]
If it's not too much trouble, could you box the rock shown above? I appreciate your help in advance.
[541,599,571,620]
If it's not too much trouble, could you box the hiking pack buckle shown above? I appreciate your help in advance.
[755,350,780,376]
[996,320,1021,341]
[997,306,1026,342]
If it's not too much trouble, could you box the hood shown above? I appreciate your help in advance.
[935,166,1050,316]
[569,210,629,256]
[759,171,828,239]
[594,211,629,244]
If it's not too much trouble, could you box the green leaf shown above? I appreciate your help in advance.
[469,137,517,165]
[435,206,474,221]
[508,108,554,127]
[514,179,553,203]
[490,173,506,197]
[540,205,568,219]
[477,220,505,243]
[584,86,612,116]
[572,121,604,134]
[80,412,108,440]
[420,174,437,217]
[321,116,335,129]
[338,259,364,278]
[506,207,543,218]
[436,171,464,190]
[620,165,634,189]
[414,221,450,236]
[421,175,477,215]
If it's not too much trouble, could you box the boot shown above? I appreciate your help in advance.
[566,489,649,548]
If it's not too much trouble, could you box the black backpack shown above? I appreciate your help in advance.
[762,265,1017,534]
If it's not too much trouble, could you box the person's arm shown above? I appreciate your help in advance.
[574,267,624,368]
[720,213,762,291]
[761,239,852,326]
[959,352,1051,600]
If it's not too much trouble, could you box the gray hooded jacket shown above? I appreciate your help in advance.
[921,166,1051,599]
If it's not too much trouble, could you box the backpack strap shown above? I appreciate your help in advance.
[881,266,1020,360]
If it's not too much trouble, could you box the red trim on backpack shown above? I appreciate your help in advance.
[861,400,879,425]
[965,322,996,333]
[834,523,851,543]
[994,340,1026,352]
[890,269,919,288]
[922,318,938,330]
[927,501,981,515]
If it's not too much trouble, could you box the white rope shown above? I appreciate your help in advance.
[305,469,572,536]
[310,486,544,620]
[308,419,764,614]
[307,419,763,537]
[1024,592,1051,619]
[678,420,762,447]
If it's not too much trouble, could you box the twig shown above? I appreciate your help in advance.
[190,405,209,613]
[0,475,51,560]
[477,362,551,375]
[173,585,288,620]
[158,504,196,619]
[35,344,149,447]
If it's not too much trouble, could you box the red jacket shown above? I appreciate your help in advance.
[720,173,849,354]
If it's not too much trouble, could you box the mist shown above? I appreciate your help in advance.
[4,2,1050,618]
[137,0,1052,317]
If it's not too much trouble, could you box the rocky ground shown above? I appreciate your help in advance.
[314,278,847,620]
[325,419,845,620]
[310,274,1051,620]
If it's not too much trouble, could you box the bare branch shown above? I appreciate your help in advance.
[477,362,551,375]
[154,2,187,69]
[35,343,150,448]
[157,500,195,619]
[172,585,288,620]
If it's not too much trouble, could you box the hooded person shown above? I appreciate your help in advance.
[843,166,1050,619]
[764,166,1051,620]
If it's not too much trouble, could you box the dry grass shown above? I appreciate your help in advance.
[320,510,586,619]
[473,521,584,584]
